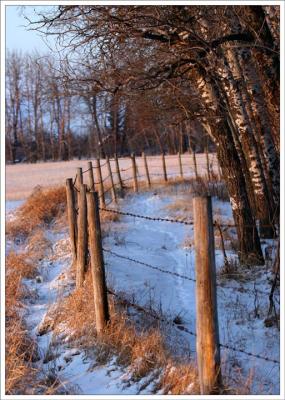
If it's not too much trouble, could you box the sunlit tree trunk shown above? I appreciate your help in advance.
[195,69,264,264]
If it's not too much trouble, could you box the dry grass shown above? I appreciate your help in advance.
[5,252,39,394]
[158,363,199,394]
[6,185,66,239]
[189,177,229,201]
[164,198,193,216]
[51,270,200,393]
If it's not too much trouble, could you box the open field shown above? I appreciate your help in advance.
[5,182,279,395]
[5,154,218,200]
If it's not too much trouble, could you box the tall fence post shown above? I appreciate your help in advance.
[86,191,110,335]
[142,152,151,188]
[76,167,83,203]
[178,151,183,179]
[106,156,117,204]
[131,153,138,193]
[193,195,221,394]
[95,158,106,208]
[162,152,168,182]
[76,183,88,289]
[114,154,123,192]
[66,178,77,267]
[87,161,95,190]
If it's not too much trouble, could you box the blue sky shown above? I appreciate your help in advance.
[6,5,56,53]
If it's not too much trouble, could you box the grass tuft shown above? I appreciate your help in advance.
[6,186,66,239]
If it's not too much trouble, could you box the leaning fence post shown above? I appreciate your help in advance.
[193,195,221,394]
[162,152,168,182]
[66,178,77,267]
[106,156,117,204]
[86,191,110,335]
[178,151,183,179]
[114,154,123,192]
[87,161,95,190]
[95,158,106,208]
[76,183,88,289]
[142,152,151,188]
[131,153,138,193]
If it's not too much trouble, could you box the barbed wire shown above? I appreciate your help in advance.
[103,248,196,282]
[108,289,279,364]
[99,207,194,225]
[103,248,269,297]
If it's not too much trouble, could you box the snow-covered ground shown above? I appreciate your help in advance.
[6,154,218,200]
[8,182,279,395]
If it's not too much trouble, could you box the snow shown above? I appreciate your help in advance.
[6,178,279,395]
[6,154,218,200]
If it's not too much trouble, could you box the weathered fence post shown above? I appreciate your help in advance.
[193,195,221,394]
[114,154,123,192]
[106,156,117,204]
[86,191,110,335]
[76,183,88,289]
[131,153,138,193]
[162,152,168,182]
[76,167,83,203]
[142,152,151,188]
[66,178,77,267]
[87,161,95,190]
[95,158,106,208]
[178,151,183,179]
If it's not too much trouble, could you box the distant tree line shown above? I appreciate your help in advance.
[6,5,280,264]
[5,51,212,164]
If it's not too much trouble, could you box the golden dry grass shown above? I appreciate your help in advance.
[51,269,199,393]
[6,186,66,238]
[159,363,199,394]
[5,252,39,394]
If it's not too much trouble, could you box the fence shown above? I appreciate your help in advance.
[65,153,279,395]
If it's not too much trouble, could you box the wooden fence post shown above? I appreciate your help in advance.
[142,152,151,188]
[178,151,183,179]
[114,154,123,192]
[193,195,221,394]
[162,152,168,182]
[87,161,95,190]
[66,178,77,267]
[76,167,83,203]
[86,191,110,335]
[76,184,88,289]
[95,158,106,208]
[131,153,138,193]
[106,156,117,204]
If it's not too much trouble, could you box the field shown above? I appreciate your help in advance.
[5,154,217,200]
[5,156,280,395]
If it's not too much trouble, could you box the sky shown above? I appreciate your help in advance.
[6,5,56,53]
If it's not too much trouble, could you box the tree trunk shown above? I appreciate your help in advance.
[195,69,264,264]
